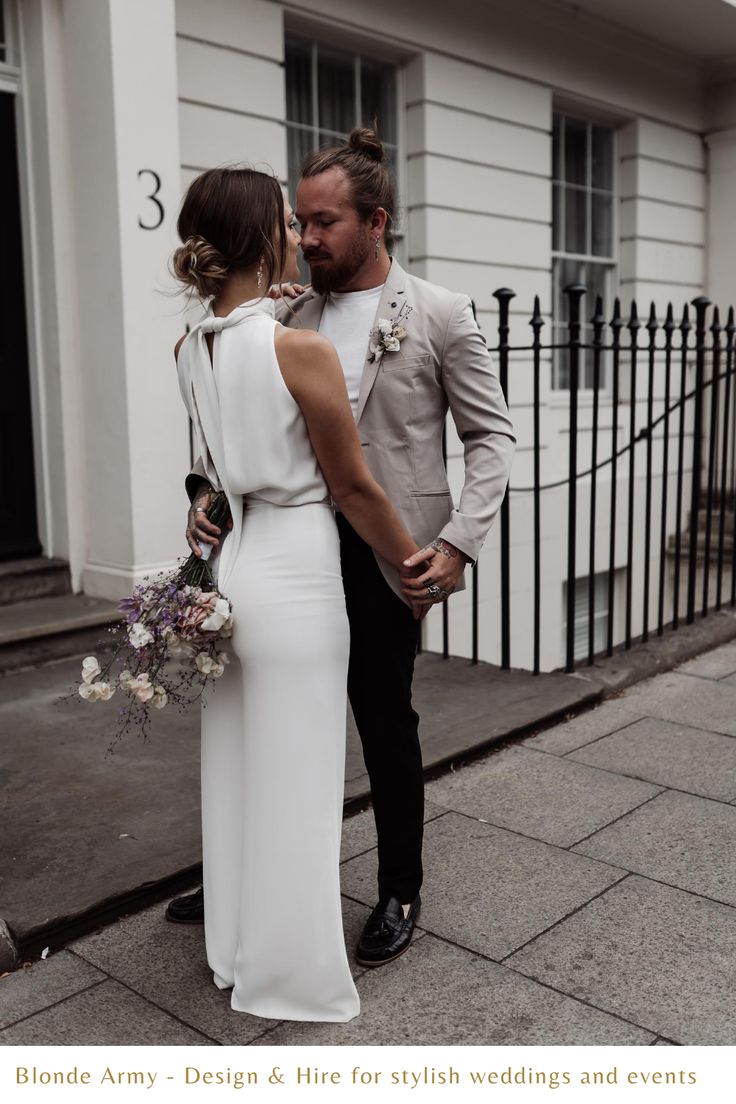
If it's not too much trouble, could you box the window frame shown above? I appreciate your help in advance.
[283,29,406,266]
[551,109,619,395]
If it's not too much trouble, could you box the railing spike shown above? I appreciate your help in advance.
[679,302,691,330]
[628,300,640,329]
[727,305,735,331]
[664,302,675,331]
[591,294,605,327]
[530,294,544,330]
[647,302,658,330]
[711,305,722,333]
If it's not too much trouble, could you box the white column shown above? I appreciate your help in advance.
[706,76,736,310]
[61,0,187,598]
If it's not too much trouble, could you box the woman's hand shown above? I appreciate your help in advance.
[400,538,468,611]
[269,282,310,300]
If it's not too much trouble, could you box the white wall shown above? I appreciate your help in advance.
[175,0,286,188]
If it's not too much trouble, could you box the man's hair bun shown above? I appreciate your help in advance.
[347,127,385,162]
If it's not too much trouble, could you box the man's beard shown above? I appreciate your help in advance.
[304,231,372,294]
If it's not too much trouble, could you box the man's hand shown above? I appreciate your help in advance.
[400,538,468,612]
[186,481,231,557]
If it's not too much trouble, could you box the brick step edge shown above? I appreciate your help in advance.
[0,558,72,607]
[0,621,119,675]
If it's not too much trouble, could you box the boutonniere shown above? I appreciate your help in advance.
[368,302,413,363]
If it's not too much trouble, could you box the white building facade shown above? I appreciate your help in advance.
[3,0,736,670]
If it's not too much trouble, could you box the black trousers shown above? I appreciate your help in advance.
[336,513,424,903]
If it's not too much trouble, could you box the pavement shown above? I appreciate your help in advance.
[1,651,603,959]
[5,634,736,1045]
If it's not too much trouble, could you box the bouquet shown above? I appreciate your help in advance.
[73,492,233,748]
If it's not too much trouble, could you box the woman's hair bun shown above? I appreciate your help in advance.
[172,234,228,299]
[347,126,385,162]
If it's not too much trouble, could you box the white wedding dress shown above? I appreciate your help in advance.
[176,297,360,1022]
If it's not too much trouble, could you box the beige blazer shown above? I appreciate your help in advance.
[186,258,516,604]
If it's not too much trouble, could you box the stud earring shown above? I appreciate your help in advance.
[256,259,264,288]
[374,237,381,259]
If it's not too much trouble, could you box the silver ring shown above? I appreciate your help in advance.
[194,507,207,514]
[426,583,443,598]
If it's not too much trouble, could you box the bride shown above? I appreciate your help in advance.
[172,167,420,1022]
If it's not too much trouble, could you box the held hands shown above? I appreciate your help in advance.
[400,538,469,618]
[186,482,232,558]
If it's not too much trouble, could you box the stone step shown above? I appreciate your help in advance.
[0,557,72,607]
[0,593,121,674]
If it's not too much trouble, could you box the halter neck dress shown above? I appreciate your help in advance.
[176,297,359,1022]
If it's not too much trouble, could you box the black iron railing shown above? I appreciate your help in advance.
[436,286,736,674]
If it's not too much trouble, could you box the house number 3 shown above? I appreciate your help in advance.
[138,169,164,230]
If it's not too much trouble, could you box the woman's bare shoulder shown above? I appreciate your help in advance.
[274,326,335,369]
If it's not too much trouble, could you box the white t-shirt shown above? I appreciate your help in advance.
[318,285,384,418]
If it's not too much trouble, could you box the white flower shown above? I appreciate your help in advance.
[195,652,215,675]
[151,686,168,710]
[210,660,225,679]
[81,656,101,684]
[384,335,401,352]
[128,621,154,649]
[126,673,154,703]
[200,597,232,633]
[119,669,133,688]
[377,318,393,335]
[78,680,115,702]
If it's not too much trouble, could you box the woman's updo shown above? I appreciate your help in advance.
[172,167,286,300]
[301,126,398,250]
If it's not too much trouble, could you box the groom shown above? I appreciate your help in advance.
[168,128,515,966]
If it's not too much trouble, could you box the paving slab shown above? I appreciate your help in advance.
[1,650,602,953]
[676,639,736,680]
[252,933,653,1046]
[71,896,381,1046]
[0,978,212,1046]
[567,716,736,802]
[621,670,736,735]
[573,789,736,906]
[0,950,104,1030]
[344,655,603,800]
[523,697,643,755]
[340,801,447,865]
[507,874,736,1045]
[341,812,626,960]
[0,655,203,948]
[426,745,661,847]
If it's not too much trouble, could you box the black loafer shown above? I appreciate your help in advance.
[165,886,204,924]
[356,894,421,967]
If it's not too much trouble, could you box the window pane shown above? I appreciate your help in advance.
[585,260,608,312]
[552,113,562,181]
[317,45,355,137]
[285,36,312,126]
[553,182,564,251]
[287,125,314,202]
[592,192,613,257]
[592,124,614,190]
[564,186,587,255]
[564,116,588,186]
[361,59,396,144]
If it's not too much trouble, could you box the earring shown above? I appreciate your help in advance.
[374,237,381,259]
[256,259,264,288]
